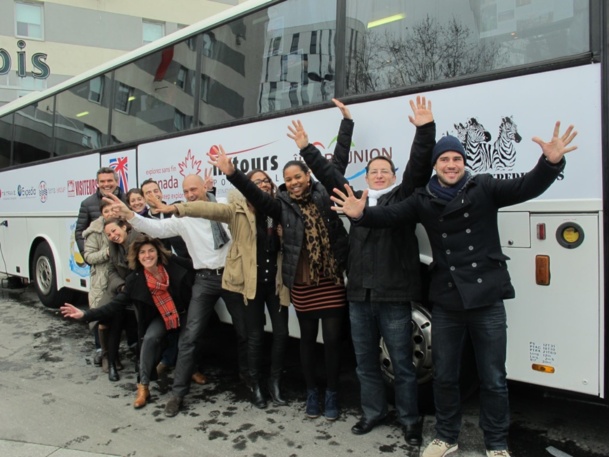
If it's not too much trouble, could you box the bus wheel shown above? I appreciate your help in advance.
[380,302,434,386]
[33,242,60,308]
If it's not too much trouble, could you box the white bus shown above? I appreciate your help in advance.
[0,0,605,399]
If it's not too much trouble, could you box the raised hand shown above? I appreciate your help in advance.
[60,303,84,320]
[203,174,214,192]
[146,193,176,214]
[287,120,309,150]
[102,193,135,220]
[532,121,578,164]
[207,144,236,175]
[332,98,352,120]
[408,95,433,127]
[330,184,368,219]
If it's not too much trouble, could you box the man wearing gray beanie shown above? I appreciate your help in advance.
[331,122,578,457]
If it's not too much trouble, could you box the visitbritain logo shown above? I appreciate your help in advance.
[67,179,97,197]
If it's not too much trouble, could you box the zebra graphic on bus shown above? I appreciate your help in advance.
[452,116,521,174]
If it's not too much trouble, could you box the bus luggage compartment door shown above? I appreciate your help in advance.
[503,213,601,397]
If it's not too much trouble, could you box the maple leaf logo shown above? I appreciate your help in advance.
[178,149,203,177]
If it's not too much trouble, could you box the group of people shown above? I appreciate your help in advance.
[61,96,578,457]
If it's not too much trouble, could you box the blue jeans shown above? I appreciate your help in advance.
[171,272,247,398]
[350,301,419,426]
[432,302,509,450]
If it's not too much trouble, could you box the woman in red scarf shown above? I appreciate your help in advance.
[61,235,193,409]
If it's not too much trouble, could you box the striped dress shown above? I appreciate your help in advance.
[290,276,347,320]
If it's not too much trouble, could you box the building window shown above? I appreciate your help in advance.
[88,77,104,103]
[15,2,43,40]
[115,83,133,113]
[143,20,165,44]
[176,66,188,90]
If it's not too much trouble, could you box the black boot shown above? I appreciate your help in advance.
[250,381,267,409]
[268,376,287,406]
[108,363,120,382]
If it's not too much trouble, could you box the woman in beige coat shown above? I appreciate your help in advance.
[83,200,114,371]
[150,170,290,409]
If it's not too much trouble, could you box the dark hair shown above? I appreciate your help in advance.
[282,160,310,174]
[140,179,159,191]
[127,234,172,270]
[246,169,276,198]
[126,188,144,208]
[99,199,113,212]
[96,167,118,181]
[103,217,131,233]
[365,157,396,175]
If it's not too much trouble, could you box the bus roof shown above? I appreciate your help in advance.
[0,0,275,116]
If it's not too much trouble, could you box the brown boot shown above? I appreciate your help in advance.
[133,384,150,409]
[98,326,109,373]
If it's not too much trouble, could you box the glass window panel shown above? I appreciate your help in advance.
[111,39,196,144]
[54,75,111,156]
[345,0,590,95]
[13,97,53,165]
[15,2,43,39]
[143,20,165,44]
[198,0,337,125]
[0,114,13,169]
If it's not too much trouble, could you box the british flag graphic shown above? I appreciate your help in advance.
[108,156,129,192]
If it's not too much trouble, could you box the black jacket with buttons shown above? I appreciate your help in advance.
[355,155,565,310]
[227,170,348,289]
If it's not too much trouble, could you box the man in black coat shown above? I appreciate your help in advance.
[74,166,126,254]
[331,122,578,457]
[291,97,435,445]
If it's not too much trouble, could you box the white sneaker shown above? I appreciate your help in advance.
[486,451,511,457]
[422,439,458,457]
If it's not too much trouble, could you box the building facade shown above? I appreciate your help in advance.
[0,0,242,106]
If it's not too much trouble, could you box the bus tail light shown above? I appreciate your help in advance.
[535,255,550,285]
[532,363,555,374]
[536,223,546,240]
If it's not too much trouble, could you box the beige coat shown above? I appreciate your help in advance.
[176,190,290,306]
[82,216,111,309]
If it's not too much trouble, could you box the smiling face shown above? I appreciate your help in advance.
[283,165,310,197]
[250,171,273,195]
[101,205,114,219]
[141,182,163,201]
[138,243,159,271]
[365,158,396,190]
[434,151,466,187]
[104,222,128,245]
[182,175,207,202]
[97,172,119,196]
[128,193,146,213]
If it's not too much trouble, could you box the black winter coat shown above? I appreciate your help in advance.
[356,155,565,310]
[83,256,193,341]
[227,171,348,289]
[75,188,127,253]
[300,120,435,303]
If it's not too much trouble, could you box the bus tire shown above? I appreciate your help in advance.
[32,242,62,308]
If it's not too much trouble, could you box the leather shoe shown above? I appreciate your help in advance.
[351,416,384,435]
[191,371,207,385]
[403,416,424,446]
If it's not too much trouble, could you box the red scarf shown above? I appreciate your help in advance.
[144,264,180,330]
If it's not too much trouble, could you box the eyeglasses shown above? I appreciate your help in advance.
[252,178,272,186]
[367,169,394,176]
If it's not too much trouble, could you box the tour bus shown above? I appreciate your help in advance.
[0,0,606,400]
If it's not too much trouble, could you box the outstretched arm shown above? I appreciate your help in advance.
[103,193,136,220]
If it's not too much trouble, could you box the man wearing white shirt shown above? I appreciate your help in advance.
[110,174,247,417]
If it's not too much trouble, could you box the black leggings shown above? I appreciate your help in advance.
[297,315,343,391]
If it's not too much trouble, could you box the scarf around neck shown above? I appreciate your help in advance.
[145,264,180,330]
[290,189,340,285]
[206,192,230,249]
[427,172,470,202]
[367,183,397,207]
